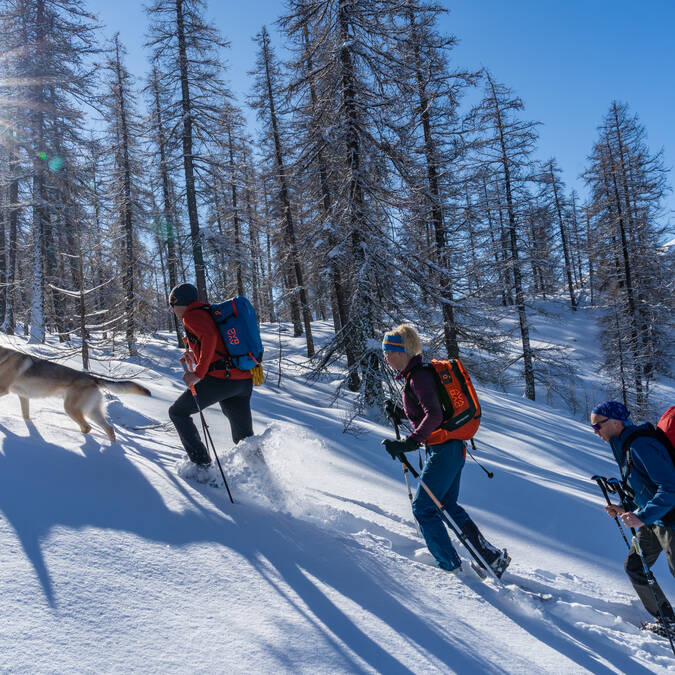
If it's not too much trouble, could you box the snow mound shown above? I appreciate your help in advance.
[215,422,323,513]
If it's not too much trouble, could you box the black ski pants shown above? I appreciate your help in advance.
[625,523,675,619]
[169,375,253,464]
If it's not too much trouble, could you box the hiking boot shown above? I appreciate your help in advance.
[640,617,675,638]
[460,520,503,568]
[490,549,511,579]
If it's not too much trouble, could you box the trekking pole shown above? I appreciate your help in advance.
[180,346,234,504]
[396,451,502,583]
[467,439,494,479]
[591,475,631,549]
[390,419,422,538]
[601,476,675,655]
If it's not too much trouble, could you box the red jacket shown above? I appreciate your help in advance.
[182,301,251,381]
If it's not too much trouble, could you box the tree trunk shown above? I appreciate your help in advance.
[226,126,244,296]
[210,182,228,295]
[549,163,576,310]
[584,209,595,305]
[2,138,19,334]
[175,0,206,299]
[260,29,314,356]
[488,74,535,400]
[495,189,513,305]
[481,176,507,306]
[151,67,182,346]
[302,19,356,384]
[114,38,136,355]
[605,146,643,411]
[408,4,459,358]
[242,155,261,316]
[338,0,379,403]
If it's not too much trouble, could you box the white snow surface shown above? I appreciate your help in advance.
[1,309,674,674]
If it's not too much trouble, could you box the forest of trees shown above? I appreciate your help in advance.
[0,0,672,417]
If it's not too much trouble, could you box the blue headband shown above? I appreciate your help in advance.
[382,333,406,353]
[592,400,631,421]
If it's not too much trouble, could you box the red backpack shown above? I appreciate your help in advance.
[659,407,675,448]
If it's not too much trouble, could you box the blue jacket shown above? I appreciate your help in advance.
[610,423,675,527]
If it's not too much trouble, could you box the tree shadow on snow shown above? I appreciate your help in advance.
[0,420,665,673]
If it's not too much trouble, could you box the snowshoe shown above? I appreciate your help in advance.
[176,457,221,488]
[640,617,675,638]
[490,549,511,579]
[470,562,488,579]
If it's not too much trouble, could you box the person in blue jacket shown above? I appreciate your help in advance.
[591,400,675,632]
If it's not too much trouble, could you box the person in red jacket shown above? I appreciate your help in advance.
[168,283,253,466]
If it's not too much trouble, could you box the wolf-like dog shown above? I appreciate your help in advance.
[0,346,151,441]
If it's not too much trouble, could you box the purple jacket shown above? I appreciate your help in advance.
[396,355,443,444]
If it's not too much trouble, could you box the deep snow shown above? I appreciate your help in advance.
[1,307,674,674]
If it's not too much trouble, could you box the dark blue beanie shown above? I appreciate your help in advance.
[592,400,631,421]
[169,283,198,307]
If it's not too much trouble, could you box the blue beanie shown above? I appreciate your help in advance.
[592,400,631,421]
[382,332,406,353]
[169,283,198,307]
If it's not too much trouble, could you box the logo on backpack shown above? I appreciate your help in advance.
[226,328,240,346]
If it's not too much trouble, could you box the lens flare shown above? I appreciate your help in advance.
[48,156,63,171]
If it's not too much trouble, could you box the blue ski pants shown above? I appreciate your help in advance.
[412,439,470,571]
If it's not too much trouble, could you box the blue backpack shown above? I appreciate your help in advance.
[208,297,263,371]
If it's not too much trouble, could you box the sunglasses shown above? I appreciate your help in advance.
[591,418,611,431]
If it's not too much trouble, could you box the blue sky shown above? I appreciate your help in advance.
[89,0,675,227]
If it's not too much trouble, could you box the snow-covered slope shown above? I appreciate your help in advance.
[1,315,674,674]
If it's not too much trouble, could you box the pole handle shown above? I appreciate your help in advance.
[591,475,613,506]
[592,475,632,549]
[179,357,198,396]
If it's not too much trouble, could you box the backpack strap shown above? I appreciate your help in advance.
[185,305,234,373]
[620,424,675,525]
[621,424,675,471]
[620,424,656,480]
[404,362,452,429]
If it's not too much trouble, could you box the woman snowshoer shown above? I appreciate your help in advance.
[381,324,510,576]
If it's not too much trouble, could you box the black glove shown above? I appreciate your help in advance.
[384,399,405,426]
[382,436,419,460]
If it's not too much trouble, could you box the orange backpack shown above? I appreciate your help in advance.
[406,359,481,441]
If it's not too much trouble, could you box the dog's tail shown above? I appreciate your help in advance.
[93,377,151,397]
